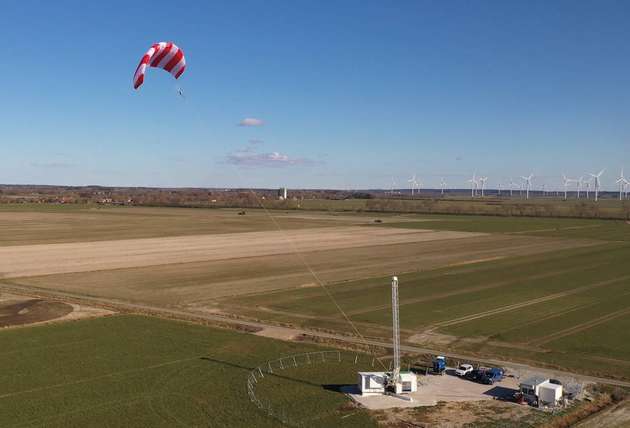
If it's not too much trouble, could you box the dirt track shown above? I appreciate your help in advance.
[0,227,482,278]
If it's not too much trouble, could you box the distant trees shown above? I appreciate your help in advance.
[1,185,629,220]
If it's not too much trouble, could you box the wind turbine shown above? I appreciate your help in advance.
[616,169,627,201]
[478,176,488,197]
[440,178,447,196]
[521,174,534,200]
[468,173,478,198]
[509,178,517,197]
[407,174,418,197]
[589,169,605,202]
[390,176,397,195]
[562,174,574,201]
[576,176,584,199]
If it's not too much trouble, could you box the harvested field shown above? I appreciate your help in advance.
[0,205,383,246]
[0,226,484,279]
[3,234,591,307]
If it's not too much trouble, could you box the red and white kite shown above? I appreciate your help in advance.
[133,42,186,90]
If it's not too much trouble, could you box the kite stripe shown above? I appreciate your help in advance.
[133,42,186,90]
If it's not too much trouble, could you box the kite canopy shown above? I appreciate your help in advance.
[133,42,186,90]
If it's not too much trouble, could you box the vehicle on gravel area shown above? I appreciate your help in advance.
[455,364,474,377]
[467,367,504,385]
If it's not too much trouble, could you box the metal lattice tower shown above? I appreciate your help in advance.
[391,276,401,383]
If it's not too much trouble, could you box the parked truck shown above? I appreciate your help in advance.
[432,356,446,375]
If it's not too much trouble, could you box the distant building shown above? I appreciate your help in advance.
[278,187,288,200]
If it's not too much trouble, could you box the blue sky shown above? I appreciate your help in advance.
[1,0,629,189]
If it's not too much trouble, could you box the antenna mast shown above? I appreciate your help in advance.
[391,276,401,384]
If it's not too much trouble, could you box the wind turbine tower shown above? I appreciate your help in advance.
[479,177,488,197]
[589,169,605,202]
[616,169,627,201]
[521,174,534,200]
[407,174,418,197]
[562,175,574,201]
[440,178,447,196]
[390,177,397,195]
[468,173,478,198]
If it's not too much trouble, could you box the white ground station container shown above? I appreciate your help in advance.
[357,372,418,396]
[538,381,563,406]
[397,372,418,394]
[358,372,386,395]
[519,376,548,403]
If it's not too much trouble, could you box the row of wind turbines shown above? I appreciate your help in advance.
[399,168,630,202]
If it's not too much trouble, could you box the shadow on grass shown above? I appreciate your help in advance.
[201,356,329,389]
[323,384,360,395]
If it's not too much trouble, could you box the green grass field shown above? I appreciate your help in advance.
[379,215,630,241]
[295,197,630,220]
[0,315,376,427]
[223,213,630,380]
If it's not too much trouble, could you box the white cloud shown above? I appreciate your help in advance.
[238,117,265,127]
[30,161,75,169]
[226,148,317,168]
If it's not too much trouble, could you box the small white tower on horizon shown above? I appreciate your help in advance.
[278,187,288,200]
